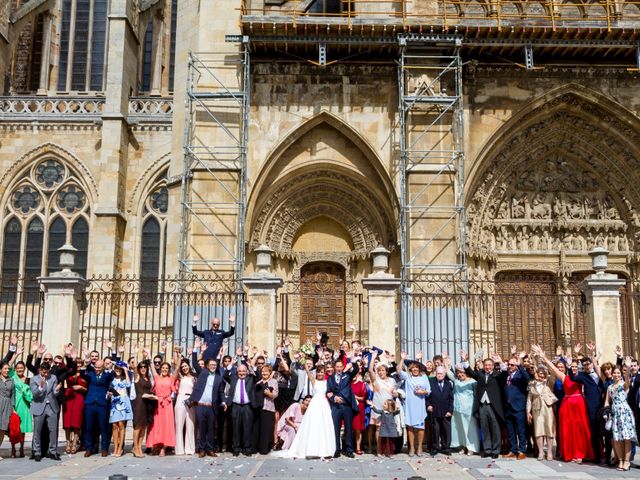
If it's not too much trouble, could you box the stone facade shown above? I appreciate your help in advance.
[0,0,639,356]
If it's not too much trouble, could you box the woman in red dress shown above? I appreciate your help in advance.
[63,358,87,454]
[351,363,367,455]
[535,346,593,463]
[146,361,176,456]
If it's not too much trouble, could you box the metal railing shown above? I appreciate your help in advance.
[400,273,596,360]
[0,276,44,360]
[241,0,640,31]
[80,275,246,360]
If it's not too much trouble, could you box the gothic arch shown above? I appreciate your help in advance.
[466,84,640,263]
[247,111,399,229]
[0,143,98,206]
[127,153,171,214]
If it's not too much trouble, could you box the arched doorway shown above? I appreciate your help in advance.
[300,262,346,347]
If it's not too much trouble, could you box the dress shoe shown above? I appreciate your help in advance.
[48,454,61,461]
[504,452,517,459]
[198,451,206,458]
[242,449,252,456]
[333,451,341,458]
[430,450,438,456]
[29,454,35,460]
[101,450,108,457]
[517,453,527,460]
[480,451,488,458]
[443,449,452,456]
[34,455,42,462]
[344,452,354,458]
[233,451,240,457]
[207,451,217,457]
[491,453,499,459]
[84,451,92,458]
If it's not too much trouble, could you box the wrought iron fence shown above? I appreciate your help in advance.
[80,275,246,360]
[0,276,44,360]
[400,273,593,361]
[277,280,369,349]
[620,287,640,359]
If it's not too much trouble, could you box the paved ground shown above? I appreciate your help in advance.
[1,449,640,480]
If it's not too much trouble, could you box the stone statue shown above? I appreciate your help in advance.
[531,193,551,219]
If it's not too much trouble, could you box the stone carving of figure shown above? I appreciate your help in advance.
[584,196,597,219]
[508,228,517,250]
[566,194,585,219]
[552,195,565,219]
[599,195,620,220]
[541,230,552,250]
[517,228,528,250]
[531,232,540,250]
[558,276,575,347]
[511,193,527,219]
[563,233,574,250]
[531,193,551,219]
[496,200,509,219]
[619,233,629,252]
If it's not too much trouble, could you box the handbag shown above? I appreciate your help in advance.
[8,412,22,444]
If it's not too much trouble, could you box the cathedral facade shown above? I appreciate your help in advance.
[0,0,638,359]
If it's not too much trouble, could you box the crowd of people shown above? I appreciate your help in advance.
[0,315,637,472]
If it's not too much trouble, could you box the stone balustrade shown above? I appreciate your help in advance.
[128,97,174,124]
[0,96,105,122]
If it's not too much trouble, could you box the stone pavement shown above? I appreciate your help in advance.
[1,450,640,480]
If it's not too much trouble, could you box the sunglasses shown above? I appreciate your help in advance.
[153,361,161,364]
[508,363,517,366]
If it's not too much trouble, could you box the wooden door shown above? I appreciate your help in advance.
[300,262,345,348]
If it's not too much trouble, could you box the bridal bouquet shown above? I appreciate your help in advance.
[299,343,314,357]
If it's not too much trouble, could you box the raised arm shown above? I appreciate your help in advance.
[192,313,205,338]
[532,344,565,382]
[304,361,316,387]
[222,315,236,339]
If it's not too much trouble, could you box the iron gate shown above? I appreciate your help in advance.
[80,276,246,359]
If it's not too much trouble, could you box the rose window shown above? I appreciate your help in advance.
[12,186,40,214]
[57,186,85,213]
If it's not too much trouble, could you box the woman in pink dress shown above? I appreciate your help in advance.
[147,361,176,456]
[277,396,311,450]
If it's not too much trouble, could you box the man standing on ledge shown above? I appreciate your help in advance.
[192,314,236,361]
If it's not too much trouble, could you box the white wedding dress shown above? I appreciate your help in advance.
[274,379,336,458]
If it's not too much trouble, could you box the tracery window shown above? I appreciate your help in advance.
[1,159,91,303]
[139,171,168,305]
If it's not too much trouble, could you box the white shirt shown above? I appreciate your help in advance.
[232,377,249,404]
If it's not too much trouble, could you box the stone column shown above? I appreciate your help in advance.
[36,13,52,95]
[242,246,283,353]
[38,244,87,351]
[580,248,626,363]
[362,246,401,352]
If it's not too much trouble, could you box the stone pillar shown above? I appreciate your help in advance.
[38,244,87,351]
[242,246,283,353]
[362,246,401,352]
[36,13,52,95]
[581,248,626,363]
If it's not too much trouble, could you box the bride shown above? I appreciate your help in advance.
[274,362,336,458]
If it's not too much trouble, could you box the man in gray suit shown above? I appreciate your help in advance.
[30,363,62,461]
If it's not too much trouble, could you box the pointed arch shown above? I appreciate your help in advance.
[247,111,399,258]
[247,111,399,230]
[466,84,640,262]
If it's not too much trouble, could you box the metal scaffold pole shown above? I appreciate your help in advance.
[398,34,468,357]
[179,39,250,291]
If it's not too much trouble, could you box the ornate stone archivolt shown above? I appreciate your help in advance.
[250,169,396,259]
[467,94,640,264]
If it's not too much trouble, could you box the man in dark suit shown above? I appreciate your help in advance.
[224,363,258,456]
[427,366,454,455]
[503,350,531,459]
[463,351,507,458]
[326,360,358,458]
[81,359,114,457]
[192,314,236,361]
[30,363,62,461]
[189,357,227,457]
[569,356,603,462]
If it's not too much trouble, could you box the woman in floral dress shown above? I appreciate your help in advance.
[109,361,134,457]
[605,362,636,471]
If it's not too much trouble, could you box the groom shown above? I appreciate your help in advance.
[326,360,358,458]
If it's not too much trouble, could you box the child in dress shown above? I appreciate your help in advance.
[368,399,400,457]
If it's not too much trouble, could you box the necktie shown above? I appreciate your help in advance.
[485,374,489,384]
[336,374,341,383]
[507,374,512,386]
[306,377,311,395]
[439,382,443,391]
[240,379,245,404]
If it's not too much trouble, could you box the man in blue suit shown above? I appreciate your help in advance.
[326,360,358,458]
[189,357,227,457]
[503,349,530,459]
[81,360,114,457]
[569,356,603,462]
[427,366,454,455]
[192,314,236,361]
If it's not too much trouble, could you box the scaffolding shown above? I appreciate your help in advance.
[398,34,468,355]
[179,43,250,287]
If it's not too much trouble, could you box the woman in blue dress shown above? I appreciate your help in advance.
[109,360,134,457]
[398,352,430,457]
[443,353,480,454]
[605,361,636,471]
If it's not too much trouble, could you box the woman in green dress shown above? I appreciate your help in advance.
[9,359,32,458]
